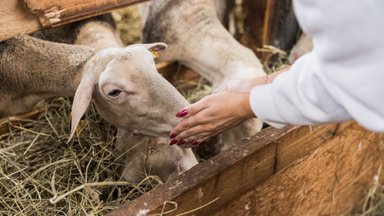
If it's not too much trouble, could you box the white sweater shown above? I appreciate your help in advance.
[250,0,384,132]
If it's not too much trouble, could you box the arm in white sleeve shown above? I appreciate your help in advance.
[250,0,384,132]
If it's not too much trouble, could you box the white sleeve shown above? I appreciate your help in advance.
[249,0,384,132]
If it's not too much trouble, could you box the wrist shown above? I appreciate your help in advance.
[239,92,256,118]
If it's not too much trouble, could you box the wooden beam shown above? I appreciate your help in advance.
[0,0,41,42]
[240,0,299,61]
[0,0,149,42]
[108,123,340,215]
[23,0,149,27]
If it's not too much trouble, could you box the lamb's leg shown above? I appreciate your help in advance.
[116,129,197,183]
[195,118,263,159]
[218,118,263,151]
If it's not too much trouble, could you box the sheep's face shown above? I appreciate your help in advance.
[69,44,189,140]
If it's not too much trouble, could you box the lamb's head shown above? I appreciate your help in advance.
[69,43,189,140]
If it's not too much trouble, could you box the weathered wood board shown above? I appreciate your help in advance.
[107,122,382,216]
[0,0,41,42]
[0,0,149,42]
[213,123,384,216]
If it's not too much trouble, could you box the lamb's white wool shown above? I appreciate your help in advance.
[70,17,198,183]
[288,33,313,64]
[224,61,266,80]
[136,209,149,216]
[0,35,95,118]
[0,32,198,184]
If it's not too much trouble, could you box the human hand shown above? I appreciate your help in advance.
[169,91,256,147]
[170,67,290,147]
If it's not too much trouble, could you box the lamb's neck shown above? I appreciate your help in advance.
[221,61,266,81]
[183,54,266,89]
[177,18,265,87]
[75,22,124,50]
[0,35,95,96]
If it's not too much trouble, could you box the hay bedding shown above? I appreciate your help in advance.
[0,98,162,215]
[357,167,384,216]
[0,81,211,215]
[0,7,156,214]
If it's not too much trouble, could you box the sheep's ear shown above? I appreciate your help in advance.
[144,42,168,59]
[145,42,167,52]
[68,75,95,142]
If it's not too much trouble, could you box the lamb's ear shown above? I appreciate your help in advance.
[143,42,167,58]
[68,76,94,141]
[145,42,167,52]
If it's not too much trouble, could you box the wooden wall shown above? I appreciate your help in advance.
[109,122,383,216]
[214,123,384,215]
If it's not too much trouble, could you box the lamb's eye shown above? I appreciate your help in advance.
[107,89,121,97]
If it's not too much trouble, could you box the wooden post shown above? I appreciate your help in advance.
[240,0,299,61]
[0,0,41,42]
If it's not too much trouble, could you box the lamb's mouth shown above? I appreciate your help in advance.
[132,129,170,137]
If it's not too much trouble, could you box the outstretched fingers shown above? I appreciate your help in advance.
[171,99,209,136]
[173,124,212,142]
[170,128,214,148]
[171,113,209,141]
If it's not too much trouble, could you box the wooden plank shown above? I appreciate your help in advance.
[108,126,288,216]
[108,123,339,215]
[275,124,340,171]
[0,0,41,42]
[23,0,149,27]
[0,0,149,42]
[213,122,384,216]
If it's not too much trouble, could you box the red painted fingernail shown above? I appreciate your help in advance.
[177,140,186,145]
[192,140,199,145]
[170,139,177,145]
[170,133,176,139]
[176,109,188,117]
